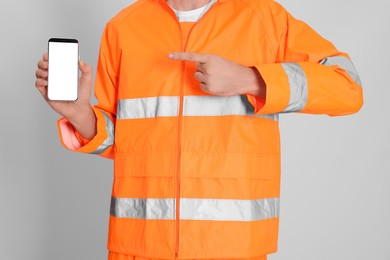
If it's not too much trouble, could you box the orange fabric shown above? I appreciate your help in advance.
[108,251,268,260]
[57,0,363,259]
[58,107,111,154]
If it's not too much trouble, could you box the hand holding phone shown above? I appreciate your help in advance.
[48,38,79,101]
[35,41,97,139]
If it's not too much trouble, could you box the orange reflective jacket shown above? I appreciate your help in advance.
[58,0,363,258]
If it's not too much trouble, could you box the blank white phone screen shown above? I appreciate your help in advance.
[48,40,79,101]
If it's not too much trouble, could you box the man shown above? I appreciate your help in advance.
[35,0,363,259]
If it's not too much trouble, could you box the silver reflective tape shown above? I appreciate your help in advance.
[110,197,280,221]
[180,198,280,221]
[110,197,175,220]
[184,95,278,121]
[260,113,279,121]
[117,96,179,119]
[282,63,308,113]
[184,95,254,116]
[117,96,278,121]
[320,56,362,87]
[91,111,114,155]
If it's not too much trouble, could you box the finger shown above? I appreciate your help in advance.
[195,62,206,72]
[199,82,209,93]
[79,60,93,87]
[79,60,92,75]
[194,71,206,82]
[35,78,48,88]
[168,52,208,63]
[35,68,48,79]
[35,77,50,101]
[43,52,48,61]
[37,59,48,70]
[35,78,48,98]
[196,62,211,76]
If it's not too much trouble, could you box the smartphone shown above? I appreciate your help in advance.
[48,38,79,101]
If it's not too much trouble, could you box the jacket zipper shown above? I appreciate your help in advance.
[175,38,184,259]
[173,3,218,258]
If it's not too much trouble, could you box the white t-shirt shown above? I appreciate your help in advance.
[169,0,217,22]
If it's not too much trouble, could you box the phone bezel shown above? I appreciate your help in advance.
[47,38,79,101]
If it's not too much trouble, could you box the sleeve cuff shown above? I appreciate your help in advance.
[57,118,83,151]
[57,107,110,154]
[249,63,291,114]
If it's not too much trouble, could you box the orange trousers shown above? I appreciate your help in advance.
[108,252,268,260]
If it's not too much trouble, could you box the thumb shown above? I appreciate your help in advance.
[79,59,92,76]
[79,60,93,87]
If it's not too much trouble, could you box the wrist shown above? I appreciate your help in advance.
[66,106,97,139]
[242,67,266,99]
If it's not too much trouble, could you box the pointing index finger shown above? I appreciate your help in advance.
[169,52,208,63]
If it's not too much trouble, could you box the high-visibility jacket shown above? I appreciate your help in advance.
[58,0,363,258]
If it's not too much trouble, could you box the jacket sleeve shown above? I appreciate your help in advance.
[247,1,363,116]
[57,23,119,159]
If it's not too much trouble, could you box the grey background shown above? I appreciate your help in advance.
[0,0,388,259]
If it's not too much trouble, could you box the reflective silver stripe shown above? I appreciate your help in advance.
[110,197,175,220]
[117,96,179,119]
[282,63,308,113]
[320,56,362,87]
[261,113,279,121]
[180,198,280,221]
[110,197,279,221]
[184,95,255,116]
[184,95,278,120]
[91,111,114,154]
[117,96,277,121]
